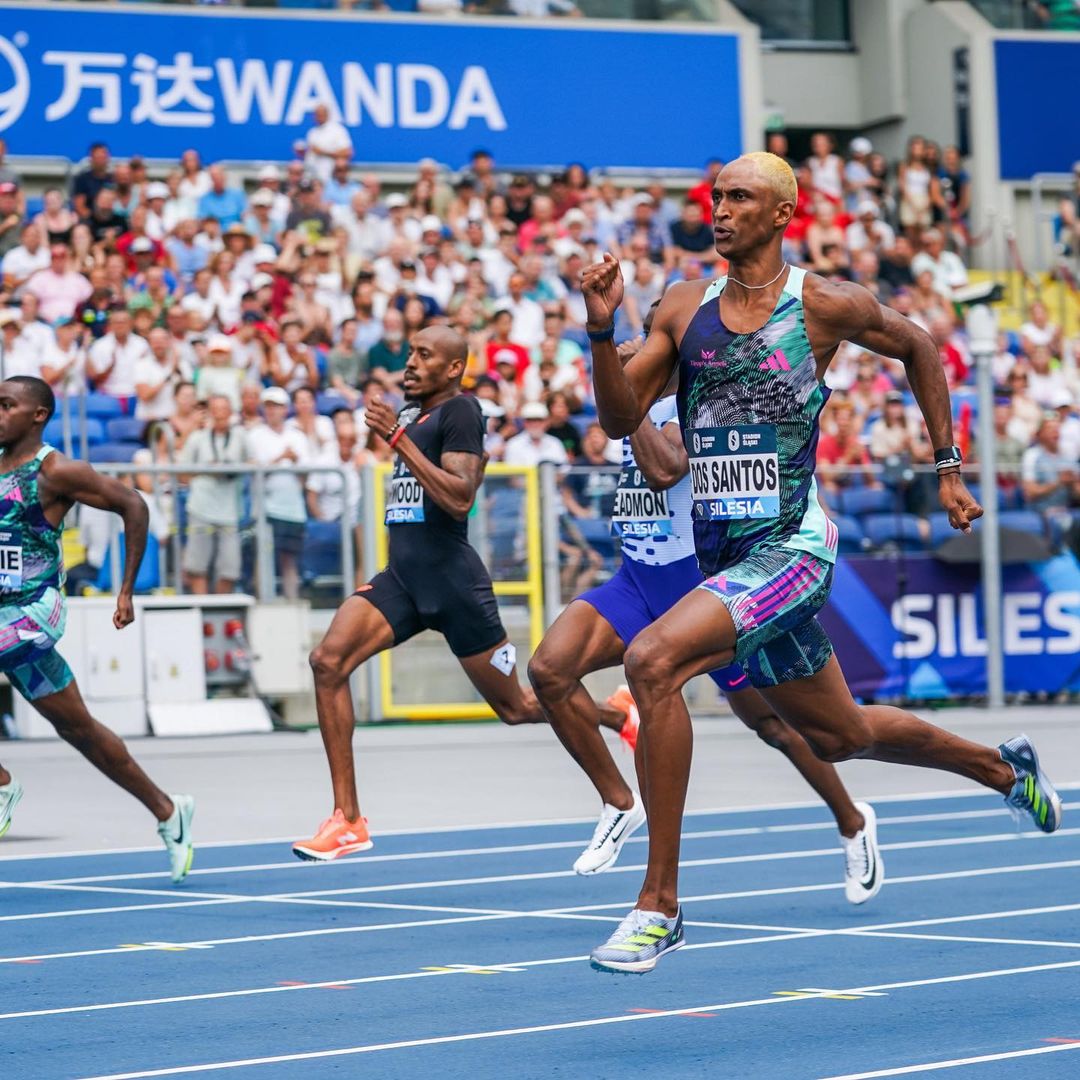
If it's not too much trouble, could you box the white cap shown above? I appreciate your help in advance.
[521,402,549,420]
[260,386,290,406]
[258,165,282,182]
[493,348,519,366]
[252,243,277,265]
[562,208,588,226]
[1050,388,1074,409]
[479,398,505,419]
[420,214,443,233]
[250,272,275,291]
[850,136,873,156]
[630,193,655,208]
[385,193,408,210]
[145,181,170,200]
[207,333,234,354]
[250,189,275,208]
[856,199,880,218]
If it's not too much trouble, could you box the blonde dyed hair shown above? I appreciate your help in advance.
[734,151,798,207]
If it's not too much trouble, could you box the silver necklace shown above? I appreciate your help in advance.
[726,263,788,290]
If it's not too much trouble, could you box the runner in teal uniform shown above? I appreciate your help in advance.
[582,152,1062,974]
[0,376,194,882]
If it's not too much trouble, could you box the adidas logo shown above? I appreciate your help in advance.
[758,349,791,372]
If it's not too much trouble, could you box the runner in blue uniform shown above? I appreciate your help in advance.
[530,332,882,904]
[0,376,194,882]
[582,152,1061,974]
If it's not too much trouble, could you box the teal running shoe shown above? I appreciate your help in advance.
[1000,735,1062,834]
[0,779,23,840]
[157,794,196,883]
[590,907,684,974]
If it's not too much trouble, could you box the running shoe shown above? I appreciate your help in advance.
[590,906,684,974]
[573,794,647,875]
[842,801,884,905]
[157,794,195,884]
[1000,735,1063,834]
[292,809,373,862]
[0,779,23,840]
[607,684,640,752]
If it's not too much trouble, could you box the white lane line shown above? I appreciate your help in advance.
[72,957,1080,1080]
[6,859,1080,964]
[10,825,1078,893]
[4,783,1075,865]
[819,1041,1080,1079]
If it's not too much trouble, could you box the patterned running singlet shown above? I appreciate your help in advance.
[676,266,838,576]
[0,446,65,606]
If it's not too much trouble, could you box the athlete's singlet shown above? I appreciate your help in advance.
[0,446,65,605]
[676,267,838,577]
[612,397,696,567]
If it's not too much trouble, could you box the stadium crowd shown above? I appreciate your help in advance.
[0,123,1078,596]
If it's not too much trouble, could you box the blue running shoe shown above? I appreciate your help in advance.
[1000,735,1062,834]
[590,907,684,974]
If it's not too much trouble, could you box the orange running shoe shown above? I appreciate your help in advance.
[292,809,373,862]
[607,684,640,752]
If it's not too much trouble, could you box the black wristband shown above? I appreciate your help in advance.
[934,445,963,472]
[587,323,615,343]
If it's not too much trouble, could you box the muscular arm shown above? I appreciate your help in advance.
[40,456,149,625]
[395,439,483,521]
[630,421,687,491]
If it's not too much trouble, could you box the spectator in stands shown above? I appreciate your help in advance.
[1,223,49,292]
[0,183,21,261]
[845,200,895,258]
[616,194,671,266]
[669,199,714,261]
[911,228,968,297]
[239,383,263,430]
[766,134,794,168]
[1029,1,1080,30]
[180,394,248,595]
[33,188,77,247]
[562,423,618,519]
[326,318,368,405]
[305,104,353,186]
[544,390,583,460]
[817,400,879,494]
[989,396,1027,499]
[807,132,844,203]
[868,390,924,464]
[268,319,320,394]
[1022,416,1080,534]
[1055,392,1080,462]
[196,335,245,411]
[305,409,364,587]
[248,386,309,599]
[40,316,85,396]
[134,327,182,423]
[0,138,18,190]
[87,306,150,403]
[285,178,333,244]
[367,308,409,390]
[1005,369,1043,445]
[198,165,247,229]
[804,196,850,274]
[162,381,202,454]
[936,144,971,248]
[1026,344,1070,408]
[111,161,138,221]
[166,219,209,286]
[288,385,335,459]
[897,135,935,241]
[71,142,112,219]
[497,273,545,349]
[1020,300,1063,359]
[504,402,568,466]
[0,310,39,379]
[848,352,893,421]
[843,137,877,211]
[86,188,127,246]
[142,182,170,241]
[928,313,969,388]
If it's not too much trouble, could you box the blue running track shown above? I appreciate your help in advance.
[2,788,1079,1079]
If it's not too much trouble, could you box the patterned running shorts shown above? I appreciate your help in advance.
[697,547,835,689]
[0,588,74,702]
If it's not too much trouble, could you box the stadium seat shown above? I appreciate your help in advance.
[84,394,126,420]
[487,486,525,577]
[927,511,984,548]
[862,513,927,552]
[999,510,1047,538]
[95,533,160,593]
[317,392,350,416]
[43,417,107,447]
[829,513,866,555]
[300,520,343,585]
[88,441,142,463]
[838,486,894,517]
[570,415,595,438]
[565,328,590,351]
[106,418,147,443]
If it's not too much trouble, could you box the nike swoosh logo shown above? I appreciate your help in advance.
[172,814,185,846]
[860,844,877,890]
[606,815,632,845]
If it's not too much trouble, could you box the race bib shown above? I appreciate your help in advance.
[0,528,23,591]
[611,467,672,538]
[385,462,425,524]
[688,425,780,520]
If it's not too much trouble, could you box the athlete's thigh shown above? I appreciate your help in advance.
[458,639,531,715]
[317,592,398,673]
[725,685,777,729]
[628,585,739,685]
[757,654,864,739]
[531,598,628,679]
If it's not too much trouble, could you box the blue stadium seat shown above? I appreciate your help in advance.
[965,482,1004,510]
[487,486,525,576]
[95,534,160,593]
[24,196,44,220]
[575,516,618,560]
[316,392,350,417]
[106,417,147,443]
[999,510,1047,538]
[570,415,595,438]
[43,417,106,447]
[84,394,126,420]
[88,441,142,463]
[300,520,343,584]
[829,513,866,555]
[838,486,894,517]
[862,513,927,552]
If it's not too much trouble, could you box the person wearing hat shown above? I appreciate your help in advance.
[845,198,895,256]
[141,181,172,242]
[39,316,86,396]
[194,333,244,412]
[843,136,875,212]
[304,103,352,186]
[248,385,309,600]
[116,206,166,274]
[0,309,39,380]
[295,325,575,862]
[243,189,280,249]
[285,177,332,244]
[221,223,256,281]
[503,400,568,466]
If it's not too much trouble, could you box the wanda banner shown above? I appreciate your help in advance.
[819,553,1080,699]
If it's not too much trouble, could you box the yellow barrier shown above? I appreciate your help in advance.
[370,462,544,721]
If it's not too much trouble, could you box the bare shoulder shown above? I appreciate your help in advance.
[803,273,882,336]
[655,278,711,340]
[39,449,94,492]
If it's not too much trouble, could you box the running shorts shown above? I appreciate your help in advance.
[579,554,748,694]
[698,547,834,689]
[356,549,507,659]
[0,588,74,702]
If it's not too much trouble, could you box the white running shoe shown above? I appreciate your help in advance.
[0,779,23,840]
[574,794,646,875]
[157,794,195,884]
[842,800,884,905]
